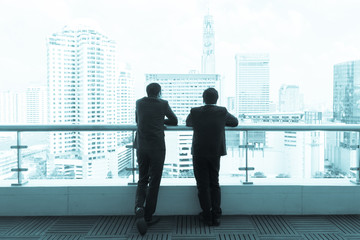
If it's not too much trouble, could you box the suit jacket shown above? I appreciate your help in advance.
[186,105,238,157]
[134,97,178,151]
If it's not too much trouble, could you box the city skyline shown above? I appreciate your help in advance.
[2,0,360,110]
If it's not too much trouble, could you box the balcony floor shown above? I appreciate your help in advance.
[0,215,360,239]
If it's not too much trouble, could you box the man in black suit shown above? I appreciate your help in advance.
[134,83,178,235]
[186,88,238,226]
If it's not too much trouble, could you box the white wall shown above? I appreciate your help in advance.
[0,185,359,216]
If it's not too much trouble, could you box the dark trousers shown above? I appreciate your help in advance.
[135,149,165,220]
[193,155,222,220]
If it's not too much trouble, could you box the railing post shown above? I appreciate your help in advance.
[126,130,137,186]
[350,132,360,185]
[131,130,136,185]
[239,130,254,185]
[10,131,28,186]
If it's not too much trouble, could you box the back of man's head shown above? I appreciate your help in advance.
[146,83,161,97]
[203,88,218,104]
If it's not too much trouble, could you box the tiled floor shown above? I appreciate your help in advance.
[0,215,360,240]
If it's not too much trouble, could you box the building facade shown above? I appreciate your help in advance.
[146,74,221,123]
[279,84,304,112]
[234,112,324,179]
[235,53,270,116]
[0,91,26,124]
[325,60,360,178]
[47,24,126,179]
[116,64,135,144]
[333,60,360,124]
[26,86,47,124]
[227,96,235,115]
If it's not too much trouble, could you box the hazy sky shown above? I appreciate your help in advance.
[1,0,360,110]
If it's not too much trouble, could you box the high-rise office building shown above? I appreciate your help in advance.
[146,74,221,123]
[235,53,270,116]
[0,91,26,124]
[26,86,47,124]
[201,15,215,74]
[235,53,269,149]
[146,73,220,176]
[333,60,360,123]
[47,24,120,179]
[118,64,135,125]
[327,60,360,175]
[279,85,304,112]
[227,97,235,115]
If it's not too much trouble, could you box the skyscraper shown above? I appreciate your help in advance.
[47,24,120,179]
[329,60,360,174]
[227,97,235,115]
[26,86,47,124]
[279,85,304,112]
[235,53,270,116]
[333,60,360,123]
[117,63,135,143]
[201,15,215,74]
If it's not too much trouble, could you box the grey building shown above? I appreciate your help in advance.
[333,60,360,123]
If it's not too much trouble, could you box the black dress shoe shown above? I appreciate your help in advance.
[198,212,212,226]
[212,218,221,226]
[135,207,147,235]
[146,216,161,226]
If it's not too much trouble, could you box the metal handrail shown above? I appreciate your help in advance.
[2,123,360,186]
[0,124,359,132]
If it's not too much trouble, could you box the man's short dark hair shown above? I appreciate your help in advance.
[146,83,161,97]
[203,88,218,104]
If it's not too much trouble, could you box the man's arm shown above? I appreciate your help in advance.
[225,111,239,127]
[135,110,138,123]
[164,102,178,126]
[135,101,138,124]
[185,110,193,127]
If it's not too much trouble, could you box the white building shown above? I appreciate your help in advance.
[227,97,235,115]
[146,73,221,123]
[117,63,135,143]
[235,53,270,116]
[201,15,215,74]
[26,86,47,124]
[0,91,26,124]
[233,112,324,179]
[279,85,304,112]
[146,73,221,177]
[47,24,124,179]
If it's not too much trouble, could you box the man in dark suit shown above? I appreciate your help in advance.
[186,88,238,226]
[134,83,178,235]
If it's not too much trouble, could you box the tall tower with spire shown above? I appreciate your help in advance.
[201,15,215,74]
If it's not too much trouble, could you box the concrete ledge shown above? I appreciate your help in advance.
[0,185,360,216]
